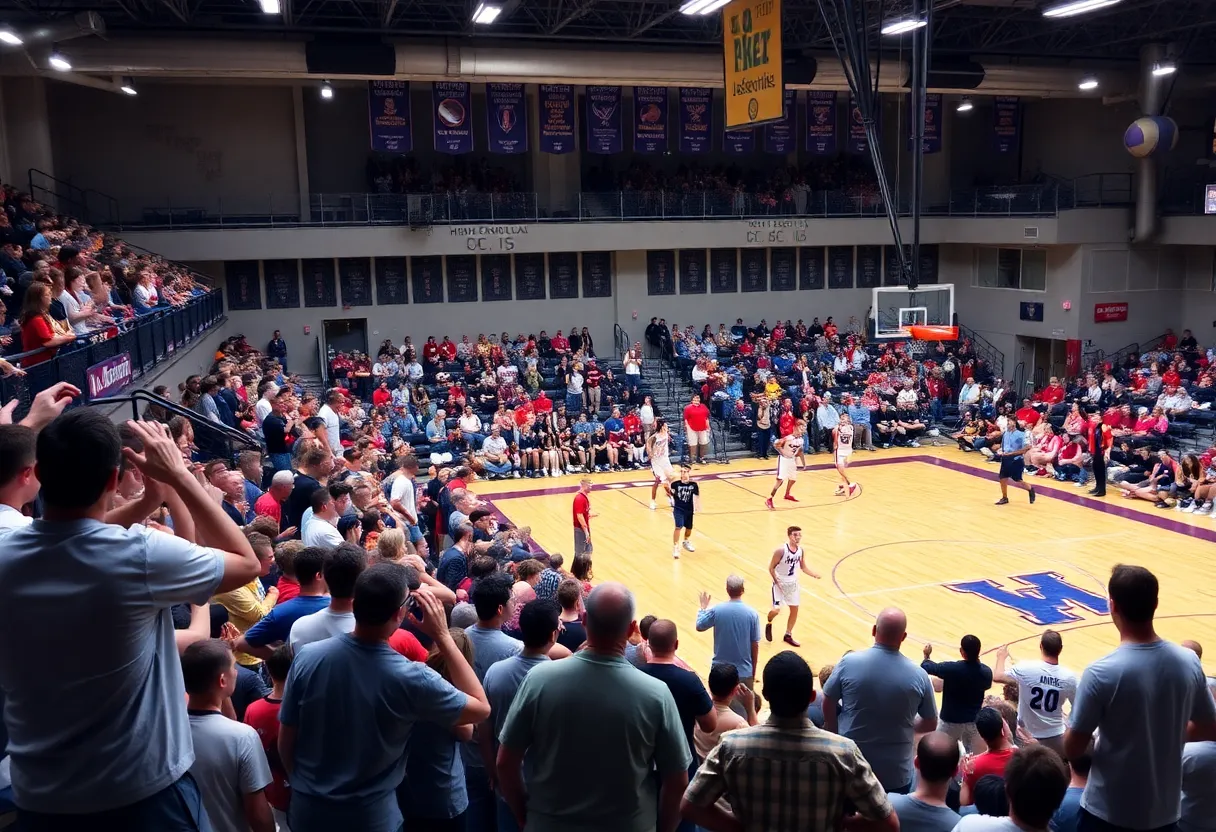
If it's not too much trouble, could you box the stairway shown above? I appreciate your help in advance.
[642,360,754,461]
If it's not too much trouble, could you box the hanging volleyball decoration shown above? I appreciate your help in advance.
[1124,116,1178,158]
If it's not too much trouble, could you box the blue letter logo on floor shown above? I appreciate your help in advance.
[947,572,1109,626]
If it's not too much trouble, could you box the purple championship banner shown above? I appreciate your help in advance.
[633,86,669,154]
[433,81,473,154]
[805,90,837,156]
[908,92,943,153]
[368,80,412,152]
[584,85,623,154]
[993,96,1020,154]
[678,87,713,154]
[486,83,527,154]
[539,84,576,154]
[723,127,755,155]
[87,352,133,401]
[848,95,871,154]
[764,88,795,154]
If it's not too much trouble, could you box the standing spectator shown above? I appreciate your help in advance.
[693,663,758,762]
[278,564,491,832]
[0,414,261,827]
[267,329,288,372]
[262,390,298,474]
[236,547,329,659]
[572,477,593,556]
[962,708,1015,806]
[436,523,475,591]
[1181,736,1216,832]
[182,639,275,832]
[694,576,761,697]
[887,732,961,832]
[288,543,366,649]
[1065,565,1216,832]
[1052,746,1091,832]
[0,425,37,529]
[954,746,1070,832]
[283,447,331,534]
[243,644,295,832]
[683,393,711,465]
[823,606,939,793]
[318,389,344,451]
[681,651,895,832]
[992,632,1077,758]
[921,635,993,753]
[555,578,588,651]
[301,488,343,548]
[496,583,691,832]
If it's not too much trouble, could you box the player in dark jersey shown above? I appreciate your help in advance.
[671,464,701,560]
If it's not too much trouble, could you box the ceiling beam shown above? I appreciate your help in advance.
[549,0,596,34]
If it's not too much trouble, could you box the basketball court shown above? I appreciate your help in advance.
[479,448,1216,679]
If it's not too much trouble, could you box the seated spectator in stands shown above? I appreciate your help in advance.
[181,639,275,832]
[845,394,876,451]
[481,425,514,479]
[897,406,926,448]
[0,414,260,827]
[956,746,1069,832]
[961,707,1015,805]
[1063,402,1085,436]
[683,650,895,832]
[693,663,758,762]
[16,281,74,366]
[921,635,993,753]
[279,564,490,832]
[1052,434,1088,485]
[1158,384,1193,417]
[959,377,981,410]
[888,733,961,832]
[1064,565,1216,832]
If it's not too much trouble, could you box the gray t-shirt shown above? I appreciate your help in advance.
[289,607,355,649]
[1181,741,1216,832]
[1071,640,1216,829]
[823,644,938,791]
[0,520,224,812]
[888,794,960,832]
[188,711,273,832]
[461,625,523,769]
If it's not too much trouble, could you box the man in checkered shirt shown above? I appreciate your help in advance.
[680,651,896,832]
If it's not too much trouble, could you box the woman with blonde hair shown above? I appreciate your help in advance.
[399,628,475,831]
[374,527,408,564]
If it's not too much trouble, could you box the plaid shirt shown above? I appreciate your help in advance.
[684,716,891,831]
[534,568,562,601]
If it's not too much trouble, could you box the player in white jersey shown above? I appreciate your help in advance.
[992,631,1078,757]
[765,423,804,510]
[646,417,675,511]
[832,412,859,496]
[765,526,821,647]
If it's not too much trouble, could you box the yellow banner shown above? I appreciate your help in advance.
[722,0,783,130]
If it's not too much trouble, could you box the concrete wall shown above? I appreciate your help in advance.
[46,81,299,220]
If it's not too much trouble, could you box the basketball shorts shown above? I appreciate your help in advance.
[999,455,1025,482]
[835,447,852,466]
[777,457,799,481]
[652,457,675,481]
[673,507,693,530]
[772,580,800,607]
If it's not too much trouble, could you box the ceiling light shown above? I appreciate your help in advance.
[259,0,280,13]
[1078,76,1099,90]
[880,17,927,35]
[472,3,502,23]
[120,78,137,96]
[48,50,70,72]
[680,0,731,15]
[0,29,22,46]
[320,81,334,100]
[1042,0,1121,18]
[1152,61,1177,77]
[956,98,974,112]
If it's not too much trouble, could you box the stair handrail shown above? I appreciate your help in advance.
[316,335,329,386]
[92,389,261,451]
[27,167,121,227]
[957,324,1005,381]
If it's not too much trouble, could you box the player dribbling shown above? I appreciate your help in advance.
[765,423,803,510]
[646,418,675,511]
[766,525,821,647]
[833,412,859,496]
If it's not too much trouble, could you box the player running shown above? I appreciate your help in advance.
[670,464,700,559]
[833,411,860,496]
[765,423,803,510]
[766,526,821,647]
[646,418,675,511]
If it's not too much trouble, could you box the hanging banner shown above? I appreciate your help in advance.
[724,127,755,155]
[539,84,576,154]
[264,259,300,309]
[585,85,623,155]
[633,87,669,154]
[433,81,473,154]
[907,92,943,153]
[368,81,412,153]
[764,88,795,154]
[338,257,373,307]
[806,91,837,156]
[486,83,527,155]
[678,88,714,154]
[993,96,1020,154]
[848,95,870,155]
[722,0,784,130]
[224,261,261,311]
[374,257,408,305]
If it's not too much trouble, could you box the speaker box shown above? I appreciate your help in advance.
[305,38,396,77]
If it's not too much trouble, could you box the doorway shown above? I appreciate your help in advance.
[323,318,368,361]
[1013,336,1068,398]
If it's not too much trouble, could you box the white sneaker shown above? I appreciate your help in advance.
[1075,480,1088,488]
[909,440,920,447]
[1182,502,1196,513]
[979,446,994,459]
[682,540,696,552]
[650,500,657,511]
[672,547,680,559]
[541,469,549,477]
[513,471,521,479]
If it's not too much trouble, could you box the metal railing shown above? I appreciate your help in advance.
[613,324,629,362]
[95,389,261,460]
[958,324,1006,381]
[28,168,121,227]
[0,291,225,421]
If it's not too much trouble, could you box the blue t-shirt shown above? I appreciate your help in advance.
[244,595,330,647]
[887,794,960,832]
[823,644,938,791]
[1000,429,1027,453]
[1051,785,1084,832]
[484,652,550,769]
[279,634,467,832]
[694,600,761,678]
[461,625,522,768]
[399,720,466,820]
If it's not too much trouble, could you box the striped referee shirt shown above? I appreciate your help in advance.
[684,715,892,831]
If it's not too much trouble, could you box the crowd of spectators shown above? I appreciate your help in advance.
[367,156,524,197]
[0,182,210,370]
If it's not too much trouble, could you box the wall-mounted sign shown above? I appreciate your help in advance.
[1094,302,1128,323]
[87,352,133,401]
[1020,301,1044,322]
[721,0,783,130]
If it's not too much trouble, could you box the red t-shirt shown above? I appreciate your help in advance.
[1163,369,1181,387]
[965,747,1014,792]
[276,577,300,603]
[243,697,291,810]
[1015,407,1041,427]
[372,388,391,408]
[21,315,58,365]
[534,395,553,414]
[388,629,429,662]
[778,411,796,437]
[573,492,590,531]
[1041,385,1066,404]
[683,403,710,432]
[254,493,281,524]
[440,341,457,360]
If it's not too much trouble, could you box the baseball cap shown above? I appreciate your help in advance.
[469,509,493,523]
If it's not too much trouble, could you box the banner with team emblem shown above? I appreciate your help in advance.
[764,89,795,154]
[723,127,755,155]
[539,84,576,154]
[585,86,623,155]
[805,91,837,156]
[678,87,713,154]
[433,81,473,154]
[486,83,527,154]
[848,95,870,155]
[993,96,1020,154]
[368,81,412,152]
[633,87,669,154]
[908,92,943,153]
